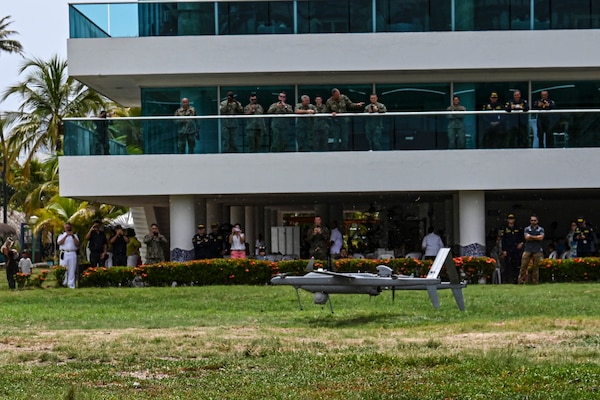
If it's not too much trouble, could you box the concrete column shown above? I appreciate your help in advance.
[244,206,255,255]
[458,190,486,256]
[195,198,207,226]
[169,195,195,261]
[230,206,244,227]
[206,201,222,227]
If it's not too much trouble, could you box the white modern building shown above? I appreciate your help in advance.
[62,0,600,260]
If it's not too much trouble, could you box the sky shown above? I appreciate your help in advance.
[1,0,96,112]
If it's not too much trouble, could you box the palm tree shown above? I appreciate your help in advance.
[0,16,23,56]
[1,55,104,174]
[10,156,59,216]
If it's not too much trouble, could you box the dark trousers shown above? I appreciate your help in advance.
[112,253,126,267]
[6,261,17,289]
[503,251,521,284]
[90,251,106,267]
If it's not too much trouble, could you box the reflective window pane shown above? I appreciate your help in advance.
[218,2,293,35]
[376,0,450,32]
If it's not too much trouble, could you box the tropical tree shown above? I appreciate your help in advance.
[1,55,104,175]
[10,156,59,216]
[0,15,23,56]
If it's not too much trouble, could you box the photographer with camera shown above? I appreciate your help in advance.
[228,223,246,259]
[58,222,80,289]
[86,220,108,268]
[109,225,129,267]
[307,215,330,261]
[143,223,168,264]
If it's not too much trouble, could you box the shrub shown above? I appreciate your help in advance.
[53,266,66,287]
[71,256,600,288]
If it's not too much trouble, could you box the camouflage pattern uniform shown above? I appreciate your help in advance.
[307,225,330,260]
[326,94,361,150]
[267,101,294,152]
[364,101,387,150]
[244,102,266,153]
[174,106,198,154]
[220,98,243,152]
[313,102,330,151]
[295,102,318,151]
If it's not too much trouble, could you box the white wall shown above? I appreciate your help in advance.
[59,148,600,199]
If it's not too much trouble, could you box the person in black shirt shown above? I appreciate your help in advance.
[500,213,524,284]
[86,220,108,267]
[109,225,129,266]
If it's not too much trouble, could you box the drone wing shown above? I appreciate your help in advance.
[309,269,356,280]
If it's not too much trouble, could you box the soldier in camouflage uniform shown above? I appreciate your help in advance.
[243,92,266,153]
[219,91,243,152]
[326,88,364,150]
[306,215,330,260]
[174,98,198,154]
[295,95,317,151]
[313,96,329,151]
[267,91,294,152]
[364,93,387,151]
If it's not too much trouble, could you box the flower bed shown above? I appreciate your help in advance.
[52,256,600,288]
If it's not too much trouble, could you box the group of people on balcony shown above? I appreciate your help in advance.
[173,88,558,154]
[478,89,557,149]
[174,88,395,154]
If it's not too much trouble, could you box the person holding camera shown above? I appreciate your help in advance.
[143,223,168,264]
[307,215,330,260]
[109,225,129,267]
[267,91,294,152]
[2,237,19,290]
[228,223,246,259]
[174,98,198,154]
[58,222,80,289]
[86,220,108,268]
[220,91,244,152]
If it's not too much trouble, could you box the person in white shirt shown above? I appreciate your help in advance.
[329,221,343,259]
[421,227,444,260]
[229,223,246,259]
[18,251,33,275]
[57,222,80,289]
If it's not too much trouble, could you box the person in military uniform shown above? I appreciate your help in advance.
[532,90,556,148]
[143,223,168,264]
[219,91,244,152]
[94,110,112,155]
[208,223,225,258]
[574,217,597,257]
[267,91,294,152]
[481,92,505,148]
[174,98,198,154]
[364,93,387,151]
[504,89,530,148]
[192,224,211,260]
[447,96,467,149]
[500,213,523,284]
[313,96,329,151]
[306,215,330,260]
[326,88,365,151]
[244,92,266,153]
[295,95,317,151]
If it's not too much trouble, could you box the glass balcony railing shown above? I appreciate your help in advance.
[63,110,599,156]
[69,0,600,39]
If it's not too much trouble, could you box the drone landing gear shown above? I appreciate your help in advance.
[314,292,334,313]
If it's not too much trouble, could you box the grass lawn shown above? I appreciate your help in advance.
[0,268,599,399]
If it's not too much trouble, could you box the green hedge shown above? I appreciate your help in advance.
[51,256,600,288]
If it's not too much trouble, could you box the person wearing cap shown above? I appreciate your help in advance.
[504,89,530,148]
[574,217,596,257]
[109,225,129,267]
[143,223,168,264]
[209,223,225,258]
[244,92,266,153]
[86,220,108,267]
[447,95,467,149]
[500,213,524,284]
[192,224,211,260]
[481,91,505,148]
[220,91,244,153]
[518,214,545,284]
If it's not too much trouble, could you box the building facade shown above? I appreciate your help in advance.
[63,0,600,260]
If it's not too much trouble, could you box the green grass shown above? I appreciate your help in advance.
[0,270,599,399]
